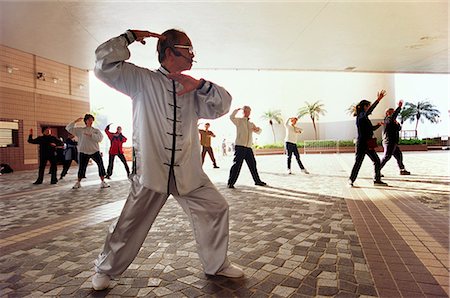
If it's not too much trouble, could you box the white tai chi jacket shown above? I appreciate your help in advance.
[65,122,103,154]
[284,119,302,144]
[230,109,261,148]
[94,31,232,195]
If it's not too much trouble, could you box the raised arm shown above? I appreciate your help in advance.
[94,30,164,97]
[285,118,291,126]
[104,124,113,140]
[27,128,40,144]
[229,108,241,125]
[366,90,386,116]
[392,100,403,120]
[66,117,84,137]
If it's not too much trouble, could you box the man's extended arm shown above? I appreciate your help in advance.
[94,30,162,98]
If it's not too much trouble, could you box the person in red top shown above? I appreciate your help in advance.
[105,124,130,179]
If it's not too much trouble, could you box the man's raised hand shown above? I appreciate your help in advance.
[131,30,165,45]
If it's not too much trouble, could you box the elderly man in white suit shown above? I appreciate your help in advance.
[92,28,243,291]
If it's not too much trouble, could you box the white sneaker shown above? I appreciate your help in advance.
[216,263,244,278]
[302,169,310,174]
[348,180,354,187]
[100,181,110,188]
[72,181,81,189]
[287,169,292,174]
[92,272,110,291]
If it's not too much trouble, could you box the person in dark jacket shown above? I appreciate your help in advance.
[105,124,130,179]
[28,127,63,184]
[60,134,79,179]
[380,100,411,175]
[349,90,388,187]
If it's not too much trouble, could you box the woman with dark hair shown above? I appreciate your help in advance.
[349,90,387,187]
[66,114,109,189]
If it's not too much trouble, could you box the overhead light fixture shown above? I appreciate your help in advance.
[6,66,18,74]
[36,72,46,81]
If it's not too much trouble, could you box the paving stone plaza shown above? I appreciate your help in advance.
[0,151,448,298]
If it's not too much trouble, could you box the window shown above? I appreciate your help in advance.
[0,120,19,147]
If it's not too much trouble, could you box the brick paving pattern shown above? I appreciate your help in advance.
[0,151,448,297]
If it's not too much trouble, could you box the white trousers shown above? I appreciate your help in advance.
[94,173,230,277]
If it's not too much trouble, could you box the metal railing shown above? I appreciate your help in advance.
[304,139,338,154]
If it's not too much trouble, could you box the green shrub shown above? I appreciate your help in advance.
[254,138,428,149]
[399,139,426,145]
[337,140,355,147]
[254,143,284,149]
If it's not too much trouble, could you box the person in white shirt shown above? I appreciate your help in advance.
[91,29,243,291]
[285,117,309,174]
[65,114,109,189]
[227,106,267,188]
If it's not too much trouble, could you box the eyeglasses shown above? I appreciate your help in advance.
[173,44,195,55]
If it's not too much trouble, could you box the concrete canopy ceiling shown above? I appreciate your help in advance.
[0,0,448,73]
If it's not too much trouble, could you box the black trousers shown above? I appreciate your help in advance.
[36,155,57,183]
[286,142,305,170]
[201,146,217,166]
[107,153,130,177]
[60,159,77,178]
[380,143,405,170]
[78,151,106,179]
[228,145,262,186]
[349,143,381,182]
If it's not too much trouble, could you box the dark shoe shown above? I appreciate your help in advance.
[213,165,220,168]
[59,176,64,180]
[380,174,384,177]
[255,181,267,186]
[33,181,42,185]
[374,180,388,186]
[105,175,111,180]
[51,180,58,184]
[348,179,354,187]
[227,184,235,189]
[400,170,411,175]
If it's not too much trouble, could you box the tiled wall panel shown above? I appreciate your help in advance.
[0,45,90,171]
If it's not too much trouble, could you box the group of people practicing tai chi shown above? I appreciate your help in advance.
[349,89,410,187]
[28,114,130,189]
[27,27,409,291]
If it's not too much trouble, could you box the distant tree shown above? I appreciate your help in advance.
[261,109,283,143]
[404,100,440,138]
[298,101,327,140]
[90,106,108,129]
[398,106,415,125]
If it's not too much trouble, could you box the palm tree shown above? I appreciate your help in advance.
[404,101,440,138]
[298,101,327,139]
[398,106,415,125]
[261,109,283,143]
